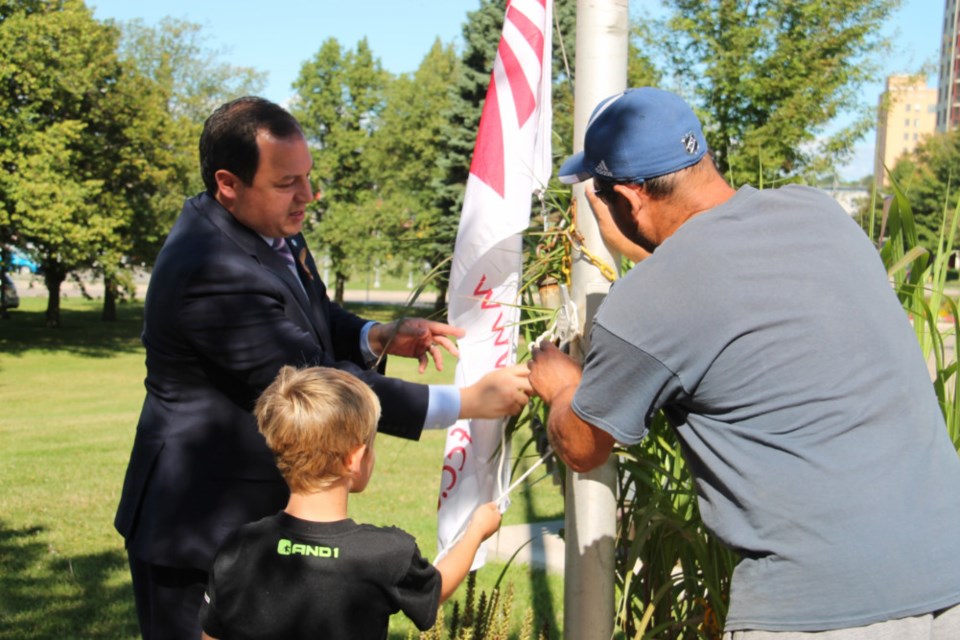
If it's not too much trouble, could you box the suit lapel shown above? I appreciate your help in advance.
[197,194,334,353]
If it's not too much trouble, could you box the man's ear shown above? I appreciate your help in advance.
[615,183,645,209]
[214,169,241,206]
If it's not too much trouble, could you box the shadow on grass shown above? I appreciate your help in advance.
[520,478,561,638]
[0,522,139,639]
[0,298,432,360]
[0,301,144,359]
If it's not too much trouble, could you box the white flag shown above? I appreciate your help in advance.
[437,0,553,567]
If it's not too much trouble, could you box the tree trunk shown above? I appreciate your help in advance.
[44,271,64,328]
[433,280,449,315]
[102,274,117,322]
[334,271,346,304]
[0,268,9,320]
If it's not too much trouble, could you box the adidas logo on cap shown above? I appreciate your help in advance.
[593,159,614,177]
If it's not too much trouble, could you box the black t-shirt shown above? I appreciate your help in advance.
[199,512,441,639]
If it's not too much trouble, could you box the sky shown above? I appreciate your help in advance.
[89,0,940,181]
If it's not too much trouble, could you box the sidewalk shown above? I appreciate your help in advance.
[488,520,565,573]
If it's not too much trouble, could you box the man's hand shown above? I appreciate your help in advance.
[368,318,465,373]
[528,339,615,472]
[459,364,533,419]
[527,340,582,405]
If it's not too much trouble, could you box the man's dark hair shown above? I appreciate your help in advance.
[199,96,303,196]
[640,154,716,200]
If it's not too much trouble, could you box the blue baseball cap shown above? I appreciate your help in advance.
[558,87,707,185]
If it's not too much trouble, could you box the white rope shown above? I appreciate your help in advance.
[495,446,553,508]
[534,282,578,347]
[434,447,555,562]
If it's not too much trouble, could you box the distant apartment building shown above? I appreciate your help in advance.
[874,75,937,187]
[937,0,960,131]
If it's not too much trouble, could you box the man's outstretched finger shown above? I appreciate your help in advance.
[432,334,460,358]
[429,343,444,372]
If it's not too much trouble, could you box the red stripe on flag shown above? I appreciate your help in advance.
[497,38,536,128]
[469,75,505,197]
[507,4,546,67]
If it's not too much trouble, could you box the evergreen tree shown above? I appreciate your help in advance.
[428,0,505,312]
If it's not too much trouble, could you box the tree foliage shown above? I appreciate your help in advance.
[370,40,460,284]
[0,3,264,324]
[117,17,267,125]
[652,0,899,186]
[889,129,960,253]
[0,0,129,325]
[292,37,390,302]
[113,15,267,268]
[424,0,506,311]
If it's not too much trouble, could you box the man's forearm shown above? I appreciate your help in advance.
[547,387,615,472]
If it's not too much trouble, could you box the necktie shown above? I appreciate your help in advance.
[272,237,297,272]
[272,237,306,295]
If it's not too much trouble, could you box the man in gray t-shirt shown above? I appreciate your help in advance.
[528,88,960,636]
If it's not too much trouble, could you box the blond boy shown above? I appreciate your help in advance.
[199,366,501,639]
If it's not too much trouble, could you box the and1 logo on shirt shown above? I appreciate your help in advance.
[276,538,340,558]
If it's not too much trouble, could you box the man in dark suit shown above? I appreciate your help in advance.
[115,96,532,639]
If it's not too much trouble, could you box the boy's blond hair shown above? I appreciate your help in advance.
[255,366,380,493]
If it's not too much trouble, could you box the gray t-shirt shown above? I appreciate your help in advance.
[573,184,960,631]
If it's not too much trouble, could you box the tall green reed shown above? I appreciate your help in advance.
[869,176,960,449]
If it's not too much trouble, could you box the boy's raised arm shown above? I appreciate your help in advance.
[434,502,502,602]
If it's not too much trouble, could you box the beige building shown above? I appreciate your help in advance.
[874,75,937,187]
[937,0,960,131]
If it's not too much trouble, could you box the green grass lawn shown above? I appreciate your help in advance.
[0,297,563,639]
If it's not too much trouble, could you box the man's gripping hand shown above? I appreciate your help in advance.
[527,340,582,405]
[459,364,533,419]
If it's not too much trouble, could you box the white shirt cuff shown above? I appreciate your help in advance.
[360,321,379,364]
[425,385,461,430]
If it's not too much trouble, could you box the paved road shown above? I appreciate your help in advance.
[7,270,437,307]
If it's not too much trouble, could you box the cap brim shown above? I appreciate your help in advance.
[558,152,592,184]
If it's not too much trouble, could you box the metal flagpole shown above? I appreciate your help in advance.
[564,1,628,638]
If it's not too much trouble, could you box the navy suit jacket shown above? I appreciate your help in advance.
[115,193,429,569]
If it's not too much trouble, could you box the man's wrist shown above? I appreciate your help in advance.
[360,321,381,362]
[544,383,578,407]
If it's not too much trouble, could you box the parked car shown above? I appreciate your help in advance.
[1,272,19,310]
[7,247,39,274]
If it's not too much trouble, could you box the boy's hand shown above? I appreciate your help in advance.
[467,502,502,541]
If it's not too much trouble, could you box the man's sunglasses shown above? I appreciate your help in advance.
[592,180,619,203]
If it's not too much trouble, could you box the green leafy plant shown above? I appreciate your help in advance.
[873,175,960,449]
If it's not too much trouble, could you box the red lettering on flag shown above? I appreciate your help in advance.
[473,275,501,310]
[492,311,510,346]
